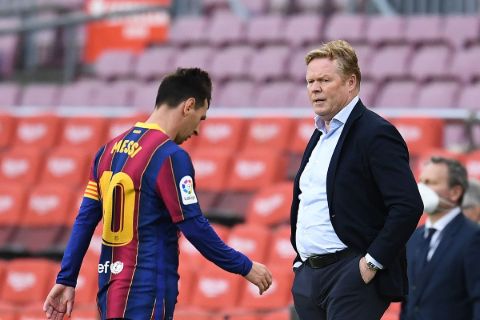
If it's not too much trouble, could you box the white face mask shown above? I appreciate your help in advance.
[418,183,440,214]
[417,183,456,215]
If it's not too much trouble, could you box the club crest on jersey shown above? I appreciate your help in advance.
[179,175,197,205]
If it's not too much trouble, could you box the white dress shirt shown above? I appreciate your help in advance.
[424,207,461,261]
[296,96,359,262]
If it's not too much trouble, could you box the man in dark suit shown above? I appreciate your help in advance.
[401,156,480,320]
[290,39,424,320]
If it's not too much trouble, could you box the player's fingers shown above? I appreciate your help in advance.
[66,300,74,317]
[45,305,53,319]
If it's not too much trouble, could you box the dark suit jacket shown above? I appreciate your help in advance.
[290,100,424,301]
[401,213,480,320]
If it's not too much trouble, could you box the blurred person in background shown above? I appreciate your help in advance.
[43,68,272,320]
[463,178,480,223]
[402,156,480,320]
[290,39,423,320]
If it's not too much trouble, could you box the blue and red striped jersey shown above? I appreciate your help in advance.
[56,122,251,320]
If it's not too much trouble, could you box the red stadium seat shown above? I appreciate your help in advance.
[59,117,108,152]
[0,148,45,186]
[226,151,286,192]
[106,115,146,141]
[177,258,197,308]
[0,185,27,249]
[75,259,98,309]
[0,113,15,149]
[191,150,232,192]
[267,224,297,267]
[227,224,271,263]
[289,118,314,155]
[389,118,444,157]
[174,309,223,320]
[195,118,246,154]
[243,117,293,153]
[224,313,259,320]
[190,263,243,311]
[239,266,292,311]
[39,148,90,188]
[12,114,60,149]
[465,150,480,180]
[0,259,56,305]
[245,182,293,227]
[10,184,74,253]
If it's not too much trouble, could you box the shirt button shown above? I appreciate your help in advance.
[331,214,336,218]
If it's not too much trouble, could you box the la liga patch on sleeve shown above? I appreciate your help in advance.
[179,175,198,205]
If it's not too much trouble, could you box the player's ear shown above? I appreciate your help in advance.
[183,98,196,116]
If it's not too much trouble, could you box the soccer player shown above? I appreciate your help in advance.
[43,68,272,320]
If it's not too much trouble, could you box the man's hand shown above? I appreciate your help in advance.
[244,261,273,295]
[43,284,75,320]
[359,256,377,284]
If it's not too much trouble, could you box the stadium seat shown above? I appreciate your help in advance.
[227,224,271,263]
[94,50,136,80]
[13,114,60,149]
[39,147,90,188]
[288,46,311,83]
[0,258,56,305]
[283,14,323,47]
[324,14,366,43]
[248,45,291,82]
[177,258,198,307]
[253,81,297,107]
[405,15,444,45]
[243,117,293,152]
[291,84,311,108]
[210,45,255,81]
[130,81,158,111]
[174,309,222,320]
[414,80,460,108]
[465,151,480,180]
[0,83,21,107]
[134,46,177,81]
[389,118,444,157]
[173,46,213,71]
[57,79,103,107]
[458,82,480,110]
[0,35,18,79]
[59,116,108,152]
[288,118,314,155]
[449,45,480,83]
[205,11,245,47]
[443,15,480,48]
[0,148,45,186]
[194,117,246,154]
[267,224,297,267]
[190,262,243,311]
[245,14,284,46]
[168,15,208,46]
[365,45,413,81]
[239,266,292,311]
[9,184,74,253]
[223,312,259,320]
[375,80,418,108]
[215,80,256,108]
[365,15,406,45]
[409,45,453,81]
[19,84,60,108]
[354,43,373,72]
[0,185,28,249]
[359,79,377,107]
[75,259,99,309]
[0,113,15,149]
[246,182,293,227]
[90,80,135,107]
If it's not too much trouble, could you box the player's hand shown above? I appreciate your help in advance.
[244,261,273,295]
[43,284,75,320]
[359,257,377,284]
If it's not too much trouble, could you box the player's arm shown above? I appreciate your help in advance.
[156,150,272,293]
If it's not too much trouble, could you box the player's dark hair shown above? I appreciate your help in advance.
[155,67,212,109]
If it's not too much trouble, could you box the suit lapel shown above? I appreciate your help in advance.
[411,213,464,304]
[326,100,365,205]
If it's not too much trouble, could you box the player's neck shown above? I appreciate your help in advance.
[145,106,181,140]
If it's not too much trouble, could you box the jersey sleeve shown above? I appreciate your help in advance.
[156,149,202,223]
[56,148,104,287]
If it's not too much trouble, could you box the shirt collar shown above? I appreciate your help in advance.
[135,122,166,133]
[425,207,461,236]
[314,95,359,132]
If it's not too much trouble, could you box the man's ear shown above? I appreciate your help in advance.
[183,98,196,116]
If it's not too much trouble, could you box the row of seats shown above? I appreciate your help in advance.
[93,42,480,83]
[2,76,480,110]
[169,12,478,49]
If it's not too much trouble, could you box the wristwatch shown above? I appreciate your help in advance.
[366,260,380,271]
